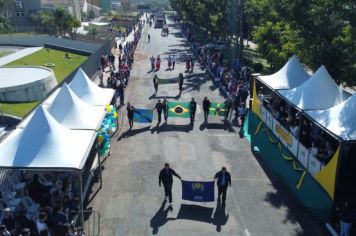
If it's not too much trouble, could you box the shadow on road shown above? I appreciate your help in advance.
[117,126,151,141]
[155,123,193,133]
[212,201,229,232]
[150,200,174,235]
[176,204,214,223]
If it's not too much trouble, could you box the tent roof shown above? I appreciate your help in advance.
[69,68,115,106]
[258,55,310,90]
[278,66,350,110]
[20,84,105,130]
[0,106,96,170]
[307,94,356,141]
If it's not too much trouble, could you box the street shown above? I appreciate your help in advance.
[88,17,326,236]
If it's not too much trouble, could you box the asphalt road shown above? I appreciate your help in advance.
[88,18,326,236]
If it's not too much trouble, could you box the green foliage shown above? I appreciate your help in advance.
[0,15,11,33]
[88,25,98,40]
[247,0,356,86]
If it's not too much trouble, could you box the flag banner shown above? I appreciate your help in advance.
[133,109,153,123]
[209,102,228,116]
[182,180,215,202]
[167,101,190,118]
[158,78,178,84]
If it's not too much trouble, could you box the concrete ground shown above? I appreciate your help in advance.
[88,18,327,236]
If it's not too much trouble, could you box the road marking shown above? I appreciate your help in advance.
[231,178,269,182]
[244,228,251,236]
[207,133,238,137]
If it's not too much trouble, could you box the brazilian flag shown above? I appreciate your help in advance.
[167,101,190,118]
[158,78,178,84]
[209,102,228,116]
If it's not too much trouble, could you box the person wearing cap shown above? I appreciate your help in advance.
[1,208,14,232]
[159,163,181,205]
[214,167,231,204]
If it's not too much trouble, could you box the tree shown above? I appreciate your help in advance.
[88,24,98,40]
[0,15,11,33]
[53,5,73,36]
[69,18,81,39]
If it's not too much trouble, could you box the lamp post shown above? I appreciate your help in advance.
[238,0,244,61]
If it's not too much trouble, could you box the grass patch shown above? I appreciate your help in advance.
[2,48,88,117]
[6,48,88,83]
[0,51,13,58]
[0,101,40,118]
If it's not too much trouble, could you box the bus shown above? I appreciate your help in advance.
[155,18,165,28]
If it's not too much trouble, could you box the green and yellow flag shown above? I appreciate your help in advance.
[209,102,228,116]
[167,101,190,118]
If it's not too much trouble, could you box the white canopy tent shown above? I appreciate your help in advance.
[278,66,350,110]
[258,55,310,90]
[44,68,115,106]
[0,106,96,170]
[20,83,105,130]
[307,94,356,141]
[69,68,115,106]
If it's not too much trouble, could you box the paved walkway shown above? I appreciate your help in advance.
[0,47,42,66]
[88,16,326,236]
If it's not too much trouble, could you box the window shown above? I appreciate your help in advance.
[15,0,23,9]
[16,11,25,17]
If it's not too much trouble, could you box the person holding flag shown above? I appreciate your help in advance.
[203,96,211,123]
[162,98,168,123]
[159,163,181,205]
[189,97,197,123]
[126,103,135,130]
[153,74,159,95]
[214,167,231,205]
[154,99,164,124]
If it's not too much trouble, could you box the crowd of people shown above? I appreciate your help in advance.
[180,23,251,129]
[260,89,337,166]
[98,20,144,108]
[0,172,84,236]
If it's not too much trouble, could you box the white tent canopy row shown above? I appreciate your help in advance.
[278,66,350,110]
[258,55,311,90]
[19,83,106,130]
[0,106,97,169]
[307,93,356,141]
[44,68,115,106]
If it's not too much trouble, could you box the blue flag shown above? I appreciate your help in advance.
[182,180,215,202]
[133,109,153,123]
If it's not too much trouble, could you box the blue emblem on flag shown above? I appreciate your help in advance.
[133,109,153,123]
[182,180,215,202]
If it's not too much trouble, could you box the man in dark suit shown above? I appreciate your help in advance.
[214,167,231,204]
[159,163,181,205]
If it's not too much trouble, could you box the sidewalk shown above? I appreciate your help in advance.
[0,47,42,66]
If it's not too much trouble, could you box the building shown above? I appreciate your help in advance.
[0,0,41,28]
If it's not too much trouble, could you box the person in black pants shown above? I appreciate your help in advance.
[159,163,181,205]
[178,73,184,93]
[214,167,231,205]
[126,103,135,130]
[155,99,164,123]
[203,96,211,123]
[189,97,197,123]
[162,98,168,122]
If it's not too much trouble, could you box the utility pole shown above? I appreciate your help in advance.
[239,0,244,61]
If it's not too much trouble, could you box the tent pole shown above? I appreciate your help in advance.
[79,171,84,227]
[96,142,103,189]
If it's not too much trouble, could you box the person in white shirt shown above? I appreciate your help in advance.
[172,54,176,70]
[36,212,51,236]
